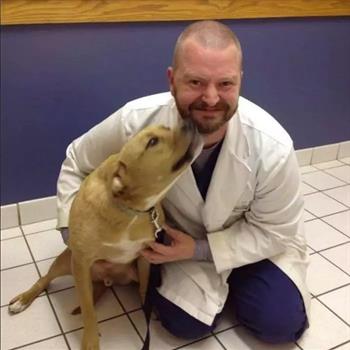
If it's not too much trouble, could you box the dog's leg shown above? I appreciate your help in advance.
[71,281,107,315]
[9,248,72,313]
[137,256,151,304]
[72,256,100,350]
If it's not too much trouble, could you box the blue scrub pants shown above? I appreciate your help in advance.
[151,259,308,343]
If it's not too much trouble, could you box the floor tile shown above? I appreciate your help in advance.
[26,230,66,261]
[301,182,318,195]
[321,243,350,274]
[325,166,350,183]
[113,283,142,312]
[304,192,348,217]
[314,160,345,169]
[130,309,193,349]
[302,171,346,191]
[1,236,33,269]
[216,326,299,349]
[340,157,350,165]
[1,263,41,306]
[324,185,350,207]
[1,226,22,240]
[300,165,318,174]
[1,296,61,350]
[180,336,224,349]
[307,246,315,255]
[304,219,349,251]
[307,254,350,296]
[49,287,123,332]
[319,285,350,324]
[19,336,68,349]
[66,315,142,350]
[323,210,350,237]
[22,218,58,235]
[296,298,350,350]
[304,211,316,221]
[36,258,75,293]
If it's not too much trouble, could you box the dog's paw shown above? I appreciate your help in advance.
[71,305,82,315]
[8,298,28,314]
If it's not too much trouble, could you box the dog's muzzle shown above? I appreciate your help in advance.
[172,120,196,172]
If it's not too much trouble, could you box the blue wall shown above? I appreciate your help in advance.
[1,17,350,205]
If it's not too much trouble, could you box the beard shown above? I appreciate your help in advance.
[174,93,237,134]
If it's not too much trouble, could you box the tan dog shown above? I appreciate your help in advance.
[9,122,197,350]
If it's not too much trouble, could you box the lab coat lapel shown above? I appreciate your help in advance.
[202,114,251,232]
[167,129,204,207]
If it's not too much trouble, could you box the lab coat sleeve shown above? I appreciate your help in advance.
[56,108,130,229]
[207,148,304,273]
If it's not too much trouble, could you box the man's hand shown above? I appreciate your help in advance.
[140,224,195,264]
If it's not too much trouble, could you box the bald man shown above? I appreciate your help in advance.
[57,21,310,344]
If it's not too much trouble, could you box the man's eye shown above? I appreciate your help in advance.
[146,137,159,149]
[190,80,201,86]
[221,81,233,87]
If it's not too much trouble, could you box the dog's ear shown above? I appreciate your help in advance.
[112,161,127,195]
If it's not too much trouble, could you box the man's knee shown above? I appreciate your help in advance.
[236,299,308,343]
[229,260,308,343]
[152,290,214,340]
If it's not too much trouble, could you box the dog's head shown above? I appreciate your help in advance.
[110,121,198,211]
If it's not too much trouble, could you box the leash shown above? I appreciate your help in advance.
[140,208,165,350]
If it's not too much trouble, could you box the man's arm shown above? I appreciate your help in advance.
[207,149,305,273]
[56,108,129,230]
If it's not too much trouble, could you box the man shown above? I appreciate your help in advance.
[57,20,310,343]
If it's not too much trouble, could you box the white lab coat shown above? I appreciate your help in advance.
[57,92,310,325]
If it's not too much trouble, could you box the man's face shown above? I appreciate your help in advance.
[168,39,242,134]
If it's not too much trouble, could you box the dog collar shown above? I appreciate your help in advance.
[116,203,163,239]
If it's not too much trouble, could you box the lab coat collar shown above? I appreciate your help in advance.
[171,108,252,232]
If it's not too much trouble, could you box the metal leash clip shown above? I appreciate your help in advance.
[150,207,163,240]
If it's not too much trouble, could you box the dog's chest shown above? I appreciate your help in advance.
[101,237,151,264]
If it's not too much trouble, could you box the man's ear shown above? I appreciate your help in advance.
[112,161,127,195]
[167,66,175,96]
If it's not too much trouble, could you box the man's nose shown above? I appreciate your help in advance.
[202,84,220,107]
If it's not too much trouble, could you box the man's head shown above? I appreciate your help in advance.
[168,21,243,136]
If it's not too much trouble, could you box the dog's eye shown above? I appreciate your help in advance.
[146,137,159,149]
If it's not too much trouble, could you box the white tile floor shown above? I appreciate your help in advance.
[1,159,350,350]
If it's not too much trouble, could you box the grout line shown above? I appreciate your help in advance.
[313,240,350,256]
[15,203,22,226]
[318,217,350,239]
[329,340,350,350]
[317,249,350,278]
[312,249,350,278]
[302,182,349,197]
[18,225,71,349]
[315,296,350,328]
[212,333,228,350]
[8,334,68,350]
[315,283,350,299]
[173,334,219,350]
[110,287,145,343]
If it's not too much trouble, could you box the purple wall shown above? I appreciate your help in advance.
[1,17,350,204]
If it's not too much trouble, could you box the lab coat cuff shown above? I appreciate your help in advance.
[207,230,235,274]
